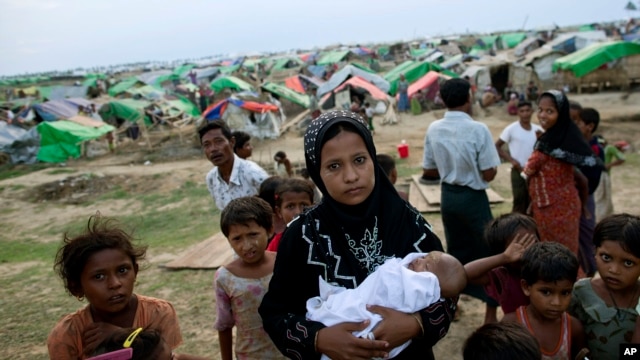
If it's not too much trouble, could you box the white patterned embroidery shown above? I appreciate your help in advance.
[344,217,391,274]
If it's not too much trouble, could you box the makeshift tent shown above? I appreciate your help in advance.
[349,62,375,73]
[202,98,282,139]
[261,82,310,108]
[547,31,607,54]
[501,33,527,48]
[172,64,196,78]
[317,50,351,65]
[318,64,390,97]
[108,78,144,97]
[553,41,640,77]
[39,86,89,101]
[0,122,40,164]
[210,76,254,93]
[37,117,114,163]
[125,85,166,100]
[136,70,173,86]
[514,37,546,57]
[384,60,447,95]
[99,99,151,125]
[404,71,450,100]
[284,75,324,94]
[32,98,95,122]
[271,57,304,71]
[331,76,389,101]
[518,47,566,84]
[218,64,241,74]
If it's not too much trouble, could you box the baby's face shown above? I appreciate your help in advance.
[408,253,440,273]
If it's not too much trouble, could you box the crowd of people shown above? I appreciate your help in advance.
[46,77,637,360]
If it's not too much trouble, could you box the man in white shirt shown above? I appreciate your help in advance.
[422,78,501,323]
[199,120,268,210]
[495,100,543,214]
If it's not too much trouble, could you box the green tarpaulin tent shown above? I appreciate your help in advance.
[219,64,241,74]
[350,62,375,73]
[99,99,151,125]
[210,76,254,93]
[553,41,640,78]
[173,64,196,78]
[37,120,115,163]
[384,60,447,95]
[261,82,310,108]
[317,50,350,65]
[272,57,304,71]
[108,77,143,97]
[501,33,527,48]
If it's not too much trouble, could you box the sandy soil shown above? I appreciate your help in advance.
[1,91,639,359]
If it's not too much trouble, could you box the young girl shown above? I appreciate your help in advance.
[465,213,539,321]
[47,214,184,360]
[214,197,286,360]
[266,178,315,252]
[569,213,640,359]
[503,242,587,359]
[259,110,454,360]
[522,90,600,256]
[88,328,172,360]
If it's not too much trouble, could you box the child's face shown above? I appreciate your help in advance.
[236,141,253,159]
[536,97,558,131]
[79,249,137,315]
[408,253,438,273]
[595,240,640,292]
[319,130,375,206]
[276,191,312,225]
[522,279,573,320]
[517,106,532,122]
[226,220,269,264]
[573,116,593,139]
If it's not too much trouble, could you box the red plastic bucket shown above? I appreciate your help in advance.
[397,142,409,159]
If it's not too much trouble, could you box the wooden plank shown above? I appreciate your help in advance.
[486,188,505,203]
[163,232,235,270]
[411,174,441,205]
[408,181,441,213]
[411,174,505,205]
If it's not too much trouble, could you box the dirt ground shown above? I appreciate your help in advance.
[1,91,639,359]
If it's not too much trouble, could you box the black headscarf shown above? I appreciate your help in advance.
[302,110,442,287]
[535,90,601,167]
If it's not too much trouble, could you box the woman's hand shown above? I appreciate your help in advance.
[368,305,420,349]
[316,320,389,360]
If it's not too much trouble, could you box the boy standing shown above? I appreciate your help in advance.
[495,101,542,214]
[573,108,604,276]
[364,102,375,134]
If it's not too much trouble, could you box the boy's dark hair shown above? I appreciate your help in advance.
[521,242,578,285]
[594,213,640,258]
[463,322,541,360]
[232,131,251,153]
[440,78,471,109]
[274,178,315,207]
[364,102,370,107]
[258,176,285,210]
[517,100,532,109]
[92,327,163,360]
[274,151,286,159]
[569,100,582,111]
[220,197,273,237]
[54,213,147,298]
[579,107,600,133]
[484,213,539,255]
[197,119,231,143]
[376,153,396,177]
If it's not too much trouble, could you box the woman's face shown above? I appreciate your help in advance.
[536,96,559,130]
[319,130,375,206]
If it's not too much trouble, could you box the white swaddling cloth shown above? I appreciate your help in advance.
[306,252,441,359]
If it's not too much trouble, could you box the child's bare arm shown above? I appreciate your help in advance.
[465,233,536,285]
[218,329,233,360]
[570,316,587,359]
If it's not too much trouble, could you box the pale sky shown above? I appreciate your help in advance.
[0,0,633,76]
